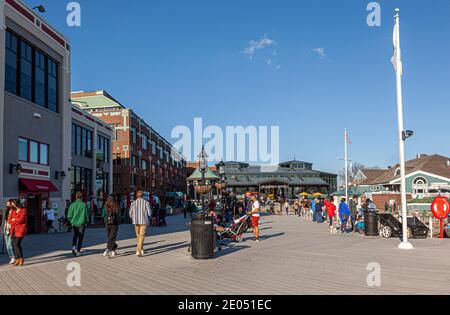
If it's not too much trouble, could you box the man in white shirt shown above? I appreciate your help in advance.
[43,206,56,233]
[129,191,151,257]
[248,195,260,242]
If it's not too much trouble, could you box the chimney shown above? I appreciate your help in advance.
[417,154,422,159]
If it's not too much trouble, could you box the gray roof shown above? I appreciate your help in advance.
[227,177,329,187]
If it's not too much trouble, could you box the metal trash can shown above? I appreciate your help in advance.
[190,214,215,259]
[364,211,379,237]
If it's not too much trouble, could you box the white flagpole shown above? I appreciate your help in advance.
[344,129,349,203]
[393,9,413,250]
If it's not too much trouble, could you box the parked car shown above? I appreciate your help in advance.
[379,213,429,239]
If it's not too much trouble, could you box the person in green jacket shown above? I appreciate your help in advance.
[67,191,89,257]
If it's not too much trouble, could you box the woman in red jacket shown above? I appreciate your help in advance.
[325,197,337,232]
[8,200,27,266]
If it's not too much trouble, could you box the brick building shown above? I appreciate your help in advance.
[71,90,187,201]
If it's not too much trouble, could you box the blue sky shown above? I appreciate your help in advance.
[24,0,450,173]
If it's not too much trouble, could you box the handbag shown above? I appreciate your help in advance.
[105,211,118,225]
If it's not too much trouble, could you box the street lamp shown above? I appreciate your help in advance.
[194,146,212,206]
[9,163,23,175]
[216,161,228,226]
[55,171,67,180]
[33,5,46,13]
[198,145,208,180]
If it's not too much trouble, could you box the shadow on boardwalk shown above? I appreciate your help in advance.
[0,215,191,268]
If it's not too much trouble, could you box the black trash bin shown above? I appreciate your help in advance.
[364,211,379,237]
[190,214,215,259]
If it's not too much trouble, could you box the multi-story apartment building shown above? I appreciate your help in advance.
[0,0,71,233]
[71,104,113,216]
[71,90,187,203]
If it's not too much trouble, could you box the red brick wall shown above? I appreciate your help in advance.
[372,194,413,211]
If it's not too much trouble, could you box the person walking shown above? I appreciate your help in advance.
[102,196,120,258]
[349,195,359,232]
[67,192,90,257]
[182,200,188,219]
[43,204,56,233]
[339,198,350,234]
[8,200,27,266]
[2,200,16,264]
[247,195,260,242]
[64,199,72,232]
[325,198,337,232]
[294,201,300,216]
[315,198,324,223]
[284,200,290,216]
[129,191,151,257]
[311,198,317,222]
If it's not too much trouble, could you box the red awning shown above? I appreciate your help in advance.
[20,179,59,193]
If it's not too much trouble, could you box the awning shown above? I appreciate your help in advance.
[20,179,59,193]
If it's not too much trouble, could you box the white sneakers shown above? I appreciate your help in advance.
[136,250,145,257]
[9,258,16,265]
[110,251,116,258]
[103,249,109,257]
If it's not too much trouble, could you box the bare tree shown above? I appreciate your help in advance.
[338,162,367,185]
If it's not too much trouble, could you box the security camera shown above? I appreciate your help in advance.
[402,130,414,141]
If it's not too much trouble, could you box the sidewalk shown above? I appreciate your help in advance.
[0,214,450,294]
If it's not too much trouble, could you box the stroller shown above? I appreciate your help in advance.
[150,209,158,227]
[217,215,249,243]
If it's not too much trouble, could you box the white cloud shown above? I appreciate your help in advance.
[243,36,276,60]
[313,47,327,59]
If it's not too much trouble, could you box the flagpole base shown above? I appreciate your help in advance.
[398,241,414,250]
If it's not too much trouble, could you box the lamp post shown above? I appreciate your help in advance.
[33,5,46,13]
[392,9,413,250]
[9,163,23,175]
[216,161,227,225]
[194,146,211,207]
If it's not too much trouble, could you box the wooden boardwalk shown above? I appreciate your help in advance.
[1,214,449,295]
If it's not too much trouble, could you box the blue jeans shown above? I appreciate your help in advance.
[314,210,322,223]
[341,220,348,233]
[72,226,86,252]
[4,234,14,258]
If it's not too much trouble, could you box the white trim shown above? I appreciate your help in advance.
[389,170,450,184]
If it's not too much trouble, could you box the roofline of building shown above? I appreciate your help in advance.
[71,90,125,109]
[9,0,70,44]
[71,103,114,133]
[71,90,186,160]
